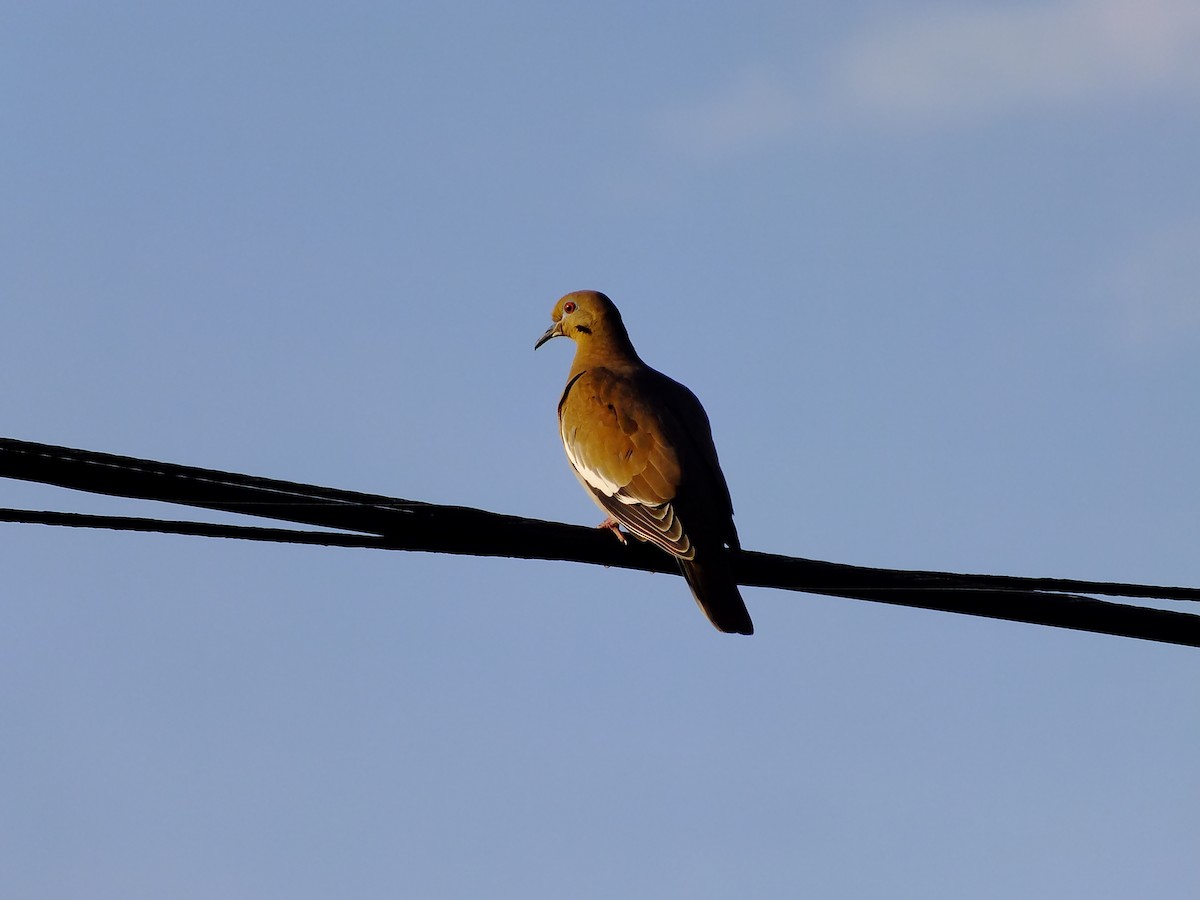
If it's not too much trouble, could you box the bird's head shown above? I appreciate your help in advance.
[535,290,628,350]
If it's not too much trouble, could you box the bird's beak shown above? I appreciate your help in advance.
[534,321,563,350]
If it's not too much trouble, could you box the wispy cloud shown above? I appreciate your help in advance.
[659,0,1200,158]
[658,68,802,161]
[838,0,1200,123]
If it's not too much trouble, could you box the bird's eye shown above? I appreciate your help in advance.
[563,301,576,314]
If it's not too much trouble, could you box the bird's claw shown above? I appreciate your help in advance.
[598,517,627,545]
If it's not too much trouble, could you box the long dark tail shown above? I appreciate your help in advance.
[679,554,753,635]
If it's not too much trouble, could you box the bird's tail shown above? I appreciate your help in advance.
[679,555,754,635]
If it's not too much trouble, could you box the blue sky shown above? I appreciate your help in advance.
[2,1,1199,896]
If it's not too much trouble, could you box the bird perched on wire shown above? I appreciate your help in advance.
[535,290,753,634]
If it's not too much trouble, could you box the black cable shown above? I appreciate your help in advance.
[3,437,1198,647]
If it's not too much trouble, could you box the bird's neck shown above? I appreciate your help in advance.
[568,329,642,377]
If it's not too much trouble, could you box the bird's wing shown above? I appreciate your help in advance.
[558,368,695,559]
[643,368,740,552]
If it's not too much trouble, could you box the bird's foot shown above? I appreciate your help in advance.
[597,517,627,545]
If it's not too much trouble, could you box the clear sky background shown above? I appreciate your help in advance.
[3,1,1199,897]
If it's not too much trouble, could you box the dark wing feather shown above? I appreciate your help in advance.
[558,364,752,634]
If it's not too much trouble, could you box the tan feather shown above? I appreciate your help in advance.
[538,290,752,635]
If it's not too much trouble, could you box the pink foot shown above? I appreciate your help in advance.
[598,516,627,545]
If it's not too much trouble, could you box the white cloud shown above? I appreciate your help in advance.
[659,0,1200,157]
[837,0,1200,124]
[655,68,806,162]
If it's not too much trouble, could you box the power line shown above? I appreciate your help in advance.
[2,437,1197,647]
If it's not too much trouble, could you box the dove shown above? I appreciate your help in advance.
[536,290,753,634]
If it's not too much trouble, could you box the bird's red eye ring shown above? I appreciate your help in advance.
[563,301,576,314]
